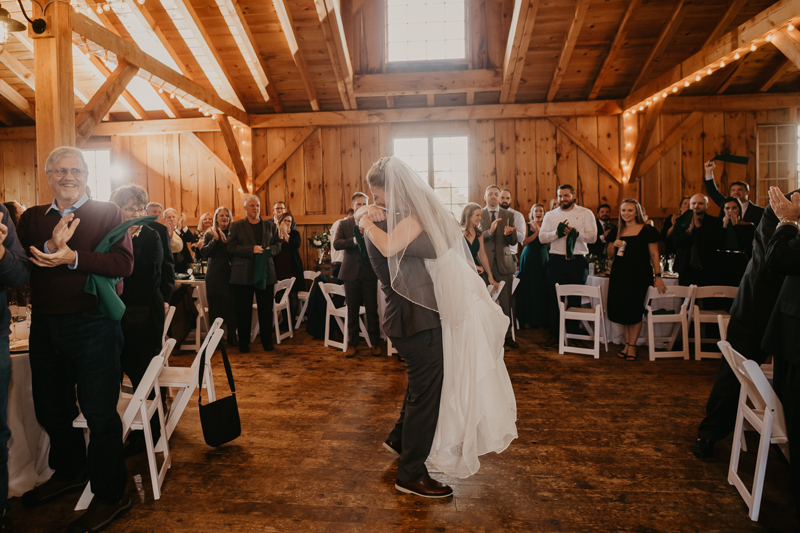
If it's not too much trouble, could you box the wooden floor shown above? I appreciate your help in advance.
[12,327,798,532]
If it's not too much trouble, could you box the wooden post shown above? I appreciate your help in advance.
[32,2,75,203]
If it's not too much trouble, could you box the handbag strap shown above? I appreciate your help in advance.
[198,340,236,406]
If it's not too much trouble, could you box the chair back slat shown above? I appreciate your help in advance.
[121,353,166,430]
[555,283,601,299]
[742,360,788,439]
[694,285,738,300]
[274,277,296,306]
[321,282,345,309]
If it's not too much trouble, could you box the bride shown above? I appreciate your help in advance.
[356,156,517,486]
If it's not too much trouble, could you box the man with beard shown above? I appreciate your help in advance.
[499,189,527,265]
[670,194,723,287]
[538,184,597,348]
[588,204,615,257]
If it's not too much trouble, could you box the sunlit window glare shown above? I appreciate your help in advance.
[387,0,466,62]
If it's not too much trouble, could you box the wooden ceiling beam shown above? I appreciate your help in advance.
[250,100,623,128]
[588,0,644,100]
[631,0,690,93]
[702,0,748,49]
[0,126,35,139]
[168,0,250,112]
[226,0,283,113]
[771,28,800,70]
[93,117,219,135]
[273,0,320,111]
[0,48,35,90]
[549,117,623,183]
[0,104,20,127]
[84,53,148,120]
[624,0,800,110]
[75,60,139,147]
[215,114,249,190]
[314,0,356,110]
[254,126,318,190]
[759,58,793,91]
[500,0,540,104]
[662,92,800,112]
[355,70,502,97]
[180,132,244,191]
[0,80,34,120]
[546,0,590,102]
[708,52,750,95]
[71,13,250,125]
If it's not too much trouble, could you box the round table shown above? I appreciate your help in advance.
[586,274,679,345]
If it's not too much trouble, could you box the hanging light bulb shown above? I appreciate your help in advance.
[137,0,146,4]
[766,34,772,42]
[158,87,163,93]
[632,109,637,114]
[684,80,690,87]
[646,100,651,106]
[695,74,701,82]
[169,93,175,99]
[627,126,633,131]
[707,67,713,75]
[626,142,631,147]
[661,92,667,98]
[789,23,795,31]
[624,112,629,117]
[734,51,740,60]
[720,59,725,67]
[96,5,103,14]
[672,87,678,93]
[103,4,110,11]
[750,43,757,52]
[653,95,659,101]
[638,105,644,111]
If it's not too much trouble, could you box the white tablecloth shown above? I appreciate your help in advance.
[175,278,210,351]
[586,275,679,345]
[7,322,53,497]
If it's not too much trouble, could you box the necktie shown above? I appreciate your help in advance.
[491,211,496,222]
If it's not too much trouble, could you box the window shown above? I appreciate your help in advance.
[386,0,466,62]
[393,135,469,218]
[756,125,799,206]
[82,149,112,202]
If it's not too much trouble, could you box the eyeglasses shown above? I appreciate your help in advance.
[123,207,146,215]
[48,168,86,178]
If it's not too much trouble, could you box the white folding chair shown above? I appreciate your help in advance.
[555,283,608,359]
[163,306,176,348]
[511,277,521,336]
[645,284,694,360]
[727,354,790,521]
[488,280,505,304]
[693,285,738,360]
[73,346,173,510]
[250,278,296,344]
[320,283,371,352]
[295,270,321,328]
[161,321,224,440]
[718,314,730,342]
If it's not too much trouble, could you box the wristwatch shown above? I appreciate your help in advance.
[654,273,662,278]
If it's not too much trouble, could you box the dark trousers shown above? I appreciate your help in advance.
[343,278,380,347]
[774,355,800,516]
[490,262,514,340]
[387,327,444,483]
[546,254,589,339]
[0,337,9,509]
[232,284,274,348]
[29,310,127,504]
[697,316,768,442]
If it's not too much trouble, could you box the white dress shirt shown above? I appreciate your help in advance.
[505,207,527,254]
[538,204,597,256]
[330,217,346,264]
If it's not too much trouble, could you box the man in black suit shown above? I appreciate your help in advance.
[703,160,764,227]
[145,202,175,309]
[671,194,724,287]
[333,192,380,358]
[588,203,615,257]
[227,195,282,353]
[761,187,800,515]
[693,187,800,459]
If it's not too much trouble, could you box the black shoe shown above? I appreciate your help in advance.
[395,477,453,498]
[239,345,250,353]
[21,469,88,508]
[693,437,714,459]
[504,339,519,349]
[262,343,274,352]
[67,492,132,533]
[383,440,401,457]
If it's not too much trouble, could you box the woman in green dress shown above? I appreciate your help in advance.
[460,203,498,291]
[517,204,549,329]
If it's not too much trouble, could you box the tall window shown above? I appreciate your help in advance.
[756,125,799,206]
[393,136,469,218]
[386,0,466,62]
[82,149,112,202]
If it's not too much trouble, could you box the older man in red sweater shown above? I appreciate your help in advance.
[16,146,134,533]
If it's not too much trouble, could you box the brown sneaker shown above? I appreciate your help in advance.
[344,346,357,358]
[370,345,382,357]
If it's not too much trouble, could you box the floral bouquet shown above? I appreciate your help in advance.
[308,229,331,263]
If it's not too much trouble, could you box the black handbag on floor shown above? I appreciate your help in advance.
[198,342,241,447]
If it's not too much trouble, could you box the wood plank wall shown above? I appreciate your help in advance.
[0,110,796,271]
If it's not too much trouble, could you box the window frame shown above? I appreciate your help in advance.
[384,0,469,66]
[755,123,800,207]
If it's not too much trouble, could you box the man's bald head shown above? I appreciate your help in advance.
[690,193,708,215]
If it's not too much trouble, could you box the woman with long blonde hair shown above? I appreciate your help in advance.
[517,203,549,329]
[200,206,238,345]
[460,203,498,290]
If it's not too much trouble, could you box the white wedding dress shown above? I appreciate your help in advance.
[425,249,518,478]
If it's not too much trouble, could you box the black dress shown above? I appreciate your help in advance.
[607,224,661,325]
[465,232,480,266]
[200,230,238,339]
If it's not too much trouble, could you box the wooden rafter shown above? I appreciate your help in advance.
[226,0,283,113]
[0,104,18,126]
[180,132,244,191]
[546,0,590,102]
[75,60,139,146]
[662,92,800,113]
[631,0,690,93]
[215,114,249,190]
[168,0,249,111]
[314,0,356,110]
[588,0,643,100]
[760,58,793,91]
[8,35,89,104]
[548,117,623,183]
[355,70,501,97]
[624,0,800,110]
[254,126,318,190]
[702,0,748,49]
[0,80,34,119]
[273,0,320,111]
[628,97,665,182]
[500,0,540,104]
[94,117,219,135]
[708,53,750,95]
[71,13,250,125]
[0,48,35,89]
[637,111,705,177]
[85,53,148,120]
[771,29,800,70]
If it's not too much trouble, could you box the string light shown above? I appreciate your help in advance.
[707,68,713,75]
[624,112,629,117]
[766,34,772,42]
[631,109,636,114]
[684,80,690,87]
[720,60,725,67]
[672,87,678,93]
[695,74,701,81]
[653,95,659,101]
[789,23,795,31]
[169,93,175,99]
[627,126,633,131]
[626,142,631,147]
[734,51,740,60]
[638,105,644,111]
[750,43,757,51]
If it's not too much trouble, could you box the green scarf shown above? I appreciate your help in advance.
[674,209,693,233]
[353,225,371,263]
[557,222,580,260]
[84,215,157,320]
[254,249,273,290]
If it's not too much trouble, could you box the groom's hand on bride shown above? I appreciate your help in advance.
[365,205,387,223]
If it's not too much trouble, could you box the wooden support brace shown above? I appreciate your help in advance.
[500,0,540,104]
[636,112,705,178]
[180,132,244,191]
[548,117,623,183]
[75,60,139,147]
[546,0,590,102]
[254,126,318,190]
[0,80,34,120]
[215,114,249,190]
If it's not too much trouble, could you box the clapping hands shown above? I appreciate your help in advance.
[32,214,80,267]
[769,186,800,222]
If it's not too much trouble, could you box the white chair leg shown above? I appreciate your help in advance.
[682,318,690,360]
[295,298,309,329]
[749,413,774,521]
[558,310,565,355]
[273,306,281,345]
[250,306,258,343]
[74,482,93,511]
[359,316,372,348]
[140,405,161,501]
[324,309,331,348]
[342,315,349,352]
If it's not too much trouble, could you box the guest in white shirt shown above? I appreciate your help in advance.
[538,184,597,347]
[499,189,527,262]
